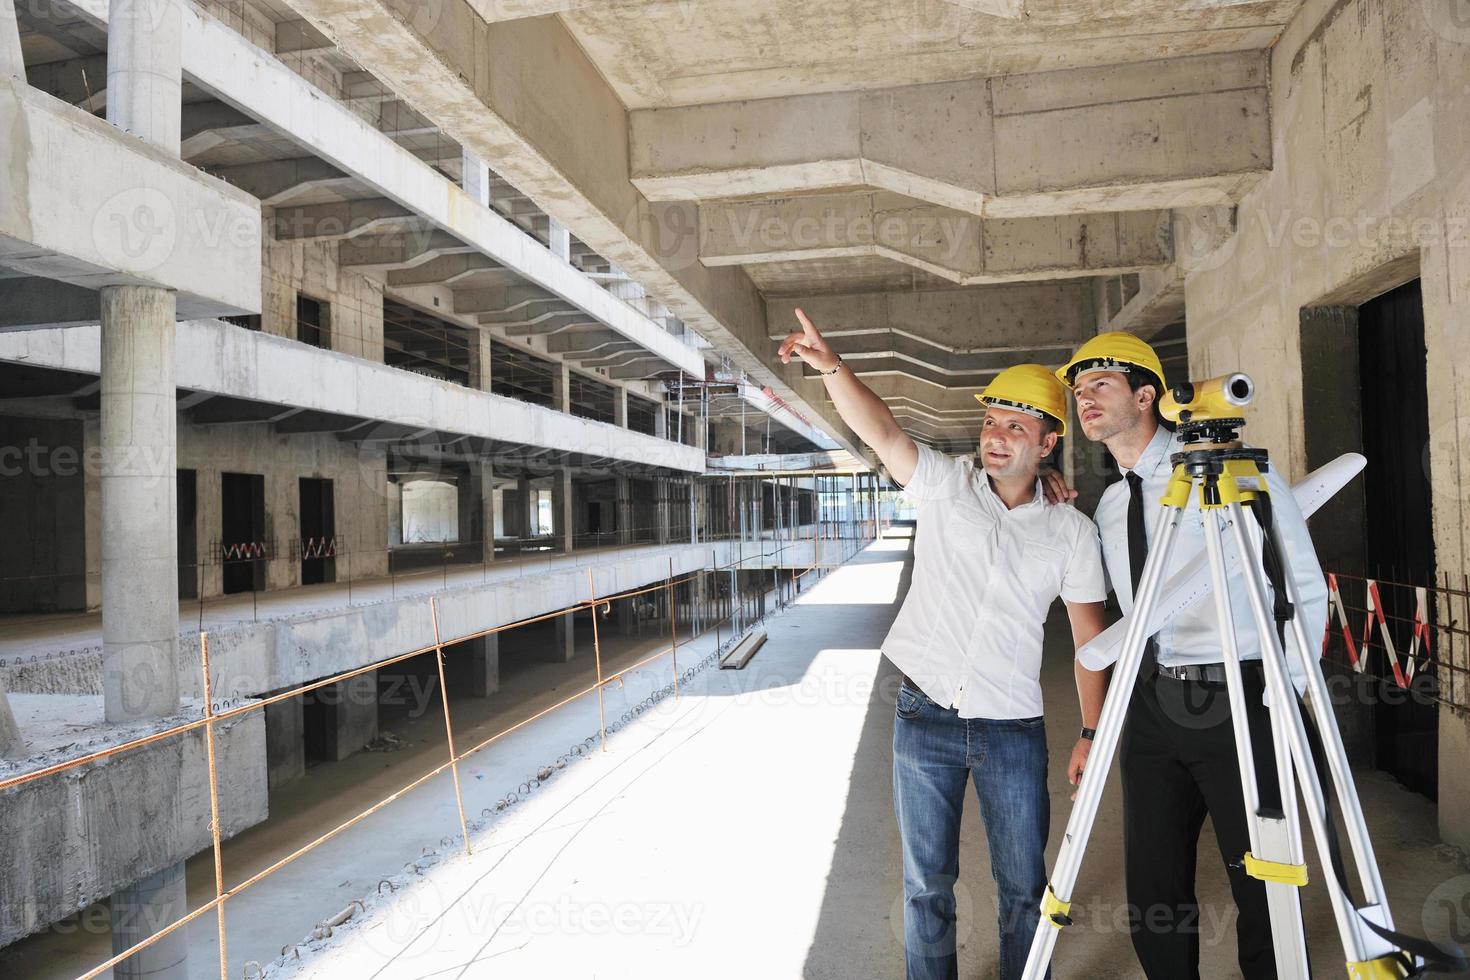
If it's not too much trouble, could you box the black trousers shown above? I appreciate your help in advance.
[1121,664,1281,980]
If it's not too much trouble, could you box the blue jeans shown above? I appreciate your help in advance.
[892,678,1051,980]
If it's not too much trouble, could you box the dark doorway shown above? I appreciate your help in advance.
[299,477,336,585]
[221,472,267,595]
[1358,278,1437,798]
[178,469,198,600]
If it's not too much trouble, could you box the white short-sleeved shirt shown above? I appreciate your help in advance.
[881,444,1107,720]
[1093,426,1328,689]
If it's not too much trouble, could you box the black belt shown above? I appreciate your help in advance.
[1153,660,1263,684]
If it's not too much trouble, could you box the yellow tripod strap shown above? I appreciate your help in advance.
[1041,885,1072,929]
[1243,852,1309,886]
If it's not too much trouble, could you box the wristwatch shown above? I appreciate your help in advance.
[1079,727,1097,741]
[818,356,844,376]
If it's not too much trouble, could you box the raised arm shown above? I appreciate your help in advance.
[778,308,919,485]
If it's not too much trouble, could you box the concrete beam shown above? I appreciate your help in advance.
[209,157,352,206]
[765,281,1095,354]
[260,2,863,457]
[385,253,501,286]
[0,319,707,472]
[338,230,474,269]
[272,198,420,241]
[38,0,704,378]
[274,17,333,52]
[0,77,261,318]
[2,0,26,78]
[630,52,1269,217]
[179,100,274,157]
[700,192,1171,284]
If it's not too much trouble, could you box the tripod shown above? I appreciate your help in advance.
[1022,397,1439,979]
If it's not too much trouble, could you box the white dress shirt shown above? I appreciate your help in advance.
[881,445,1107,720]
[1094,425,1329,683]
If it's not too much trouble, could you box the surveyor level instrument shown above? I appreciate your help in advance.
[1022,373,1466,980]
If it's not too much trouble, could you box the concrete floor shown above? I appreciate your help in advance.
[0,595,750,978]
[7,530,1468,978]
[0,534,818,661]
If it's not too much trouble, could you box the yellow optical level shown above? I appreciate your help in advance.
[1160,373,1255,425]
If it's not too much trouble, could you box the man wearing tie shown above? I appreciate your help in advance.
[1055,333,1329,980]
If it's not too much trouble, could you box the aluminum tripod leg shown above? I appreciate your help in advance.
[1222,502,1397,964]
[1020,504,1187,980]
[1269,516,1397,936]
[1201,507,1309,980]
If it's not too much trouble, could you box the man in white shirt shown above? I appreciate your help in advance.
[779,310,1109,980]
[1056,332,1328,980]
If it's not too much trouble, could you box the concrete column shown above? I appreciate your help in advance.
[467,634,499,697]
[615,476,633,544]
[476,330,493,393]
[557,362,571,413]
[264,693,305,792]
[480,462,497,562]
[551,611,575,662]
[319,672,377,762]
[110,863,189,980]
[2,0,25,79]
[101,286,180,724]
[106,0,182,154]
[516,476,534,536]
[457,468,483,554]
[558,470,573,552]
[462,149,491,206]
[548,218,571,262]
[613,387,628,428]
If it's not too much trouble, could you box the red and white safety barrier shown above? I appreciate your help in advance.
[1324,573,1364,674]
[1405,586,1433,683]
[1364,579,1409,689]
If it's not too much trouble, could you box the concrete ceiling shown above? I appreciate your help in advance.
[559,0,1298,109]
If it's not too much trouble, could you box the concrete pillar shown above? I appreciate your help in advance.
[476,330,493,393]
[557,362,571,414]
[2,0,25,79]
[613,387,628,428]
[480,462,496,561]
[101,286,180,724]
[110,863,189,980]
[548,218,571,262]
[320,672,377,762]
[516,476,534,536]
[106,0,182,154]
[615,476,633,545]
[467,634,499,697]
[264,693,305,792]
[551,611,575,662]
[462,149,491,206]
[558,470,573,552]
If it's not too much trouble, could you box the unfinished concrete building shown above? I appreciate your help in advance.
[2,0,1469,976]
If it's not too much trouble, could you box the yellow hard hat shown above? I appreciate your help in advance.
[975,364,1069,436]
[1055,332,1167,390]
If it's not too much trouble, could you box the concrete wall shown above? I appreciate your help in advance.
[0,696,267,945]
[1173,0,1470,847]
[75,416,392,605]
[261,238,386,361]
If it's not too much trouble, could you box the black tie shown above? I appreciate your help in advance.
[1127,471,1158,681]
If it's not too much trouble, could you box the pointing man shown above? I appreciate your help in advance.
[779,309,1109,980]
[1056,332,1328,979]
